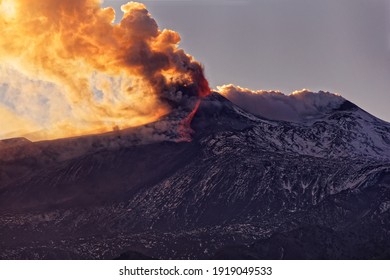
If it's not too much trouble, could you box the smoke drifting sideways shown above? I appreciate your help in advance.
[0,0,210,141]
[218,84,345,122]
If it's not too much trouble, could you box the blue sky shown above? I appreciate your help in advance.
[104,0,390,121]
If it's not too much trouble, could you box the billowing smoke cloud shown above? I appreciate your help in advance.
[0,0,209,141]
[0,103,39,138]
[217,84,345,122]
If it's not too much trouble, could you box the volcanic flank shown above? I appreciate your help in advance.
[1,0,390,261]
[0,0,210,141]
[1,89,390,260]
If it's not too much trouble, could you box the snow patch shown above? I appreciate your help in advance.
[380,201,390,214]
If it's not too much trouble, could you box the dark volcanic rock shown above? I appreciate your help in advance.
[1,92,390,259]
[114,251,155,260]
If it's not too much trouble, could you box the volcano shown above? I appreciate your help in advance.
[1,91,390,260]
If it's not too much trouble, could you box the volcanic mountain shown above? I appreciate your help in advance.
[1,91,390,259]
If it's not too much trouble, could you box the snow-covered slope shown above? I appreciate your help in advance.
[197,92,390,160]
[0,91,390,260]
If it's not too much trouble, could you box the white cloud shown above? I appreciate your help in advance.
[217,84,345,122]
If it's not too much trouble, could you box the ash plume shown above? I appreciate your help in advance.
[0,0,210,141]
[218,84,345,122]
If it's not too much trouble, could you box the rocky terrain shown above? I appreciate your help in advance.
[1,92,390,259]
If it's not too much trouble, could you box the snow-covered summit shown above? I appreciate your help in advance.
[195,90,390,161]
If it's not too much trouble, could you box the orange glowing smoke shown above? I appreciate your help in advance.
[0,0,210,141]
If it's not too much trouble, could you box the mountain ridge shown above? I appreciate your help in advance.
[0,91,390,259]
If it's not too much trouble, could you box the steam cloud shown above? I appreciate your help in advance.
[218,84,345,122]
[0,0,210,141]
